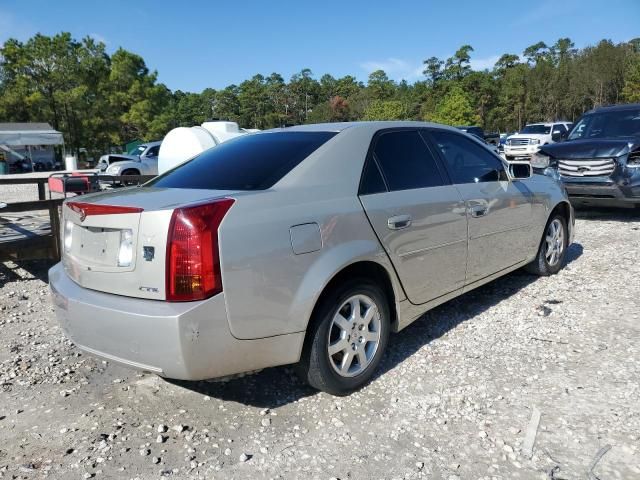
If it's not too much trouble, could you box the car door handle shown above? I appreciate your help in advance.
[387,214,412,230]
[469,205,488,217]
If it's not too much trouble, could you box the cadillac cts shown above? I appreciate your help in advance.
[49,122,574,395]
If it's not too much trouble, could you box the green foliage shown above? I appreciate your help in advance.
[362,100,408,121]
[622,53,640,102]
[428,85,481,126]
[2,33,640,156]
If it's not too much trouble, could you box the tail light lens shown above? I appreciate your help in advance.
[166,198,234,301]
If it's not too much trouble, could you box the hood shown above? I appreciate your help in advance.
[541,138,637,159]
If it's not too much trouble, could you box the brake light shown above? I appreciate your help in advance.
[66,202,143,220]
[165,198,234,302]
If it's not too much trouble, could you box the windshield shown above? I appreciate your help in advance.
[521,124,551,135]
[128,145,146,156]
[568,109,640,140]
[147,131,337,190]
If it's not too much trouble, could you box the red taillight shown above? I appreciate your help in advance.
[67,202,143,218]
[165,198,234,302]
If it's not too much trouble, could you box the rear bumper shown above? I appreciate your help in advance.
[48,263,304,380]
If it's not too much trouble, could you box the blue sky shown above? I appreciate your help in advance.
[1,0,638,92]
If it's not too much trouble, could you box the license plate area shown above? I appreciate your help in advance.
[66,223,138,273]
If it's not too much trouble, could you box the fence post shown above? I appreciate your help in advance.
[48,202,61,260]
[37,181,46,200]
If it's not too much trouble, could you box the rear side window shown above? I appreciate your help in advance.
[430,130,505,184]
[373,130,445,191]
[359,159,387,195]
[147,131,337,190]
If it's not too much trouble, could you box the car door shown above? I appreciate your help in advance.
[358,129,468,304]
[425,129,534,285]
[141,145,159,175]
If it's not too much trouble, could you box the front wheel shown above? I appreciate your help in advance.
[297,279,390,395]
[525,214,568,275]
[121,169,140,186]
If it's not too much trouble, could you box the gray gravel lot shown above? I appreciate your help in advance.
[0,209,639,479]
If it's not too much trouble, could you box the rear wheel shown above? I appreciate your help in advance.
[298,279,390,395]
[525,213,567,275]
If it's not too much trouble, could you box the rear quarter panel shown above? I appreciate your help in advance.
[219,186,403,340]
[521,173,573,258]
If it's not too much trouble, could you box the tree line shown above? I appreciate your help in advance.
[1,32,639,157]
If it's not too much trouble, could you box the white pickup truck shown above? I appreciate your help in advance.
[504,122,572,160]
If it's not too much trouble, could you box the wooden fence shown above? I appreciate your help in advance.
[0,174,155,262]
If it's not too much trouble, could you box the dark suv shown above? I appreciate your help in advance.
[532,103,640,208]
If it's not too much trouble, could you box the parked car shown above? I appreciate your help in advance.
[97,141,161,176]
[456,125,485,140]
[504,122,572,160]
[498,132,516,153]
[456,126,500,155]
[532,103,640,208]
[49,122,574,395]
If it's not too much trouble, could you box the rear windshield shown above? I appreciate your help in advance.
[147,131,337,190]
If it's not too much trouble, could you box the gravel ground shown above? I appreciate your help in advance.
[0,209,639,480]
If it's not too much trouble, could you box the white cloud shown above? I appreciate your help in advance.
[470,55,501,71]
[89,32,109,45]
[360,53,502,82]
[359,58,424,81]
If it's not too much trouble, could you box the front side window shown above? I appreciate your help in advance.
[429,130,505,184]
[145,145,160,157]
[147,131,336,190]
[372,130,445,191]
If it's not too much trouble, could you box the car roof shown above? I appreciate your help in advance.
[584,103,640,115]
[525,122,570,127]
[271,121,462,134]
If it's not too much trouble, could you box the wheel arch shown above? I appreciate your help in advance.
[300,260,401,354]
[550,200,573,241]
[121,166,141,175]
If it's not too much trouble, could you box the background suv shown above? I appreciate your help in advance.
[97,141,161,176]
[505,122,572,160]
[532,103,640,208]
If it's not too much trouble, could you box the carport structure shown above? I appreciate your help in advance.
[0,122,64,173]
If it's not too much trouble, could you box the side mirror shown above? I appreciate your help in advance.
[508,161,532,180]
[551,130,562,141]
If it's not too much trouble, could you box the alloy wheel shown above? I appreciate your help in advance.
[327,294,382,378]
[545,218,565,267]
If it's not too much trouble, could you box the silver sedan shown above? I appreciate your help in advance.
[49,121,574,395]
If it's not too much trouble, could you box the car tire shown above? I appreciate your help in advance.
[297,278,390,396]
[121,169,140,185]
[525,213,568,276]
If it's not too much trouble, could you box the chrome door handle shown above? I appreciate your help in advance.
[469,205,488,217]
[387,214,412,230]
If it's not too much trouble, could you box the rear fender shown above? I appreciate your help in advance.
[287,240,405,334]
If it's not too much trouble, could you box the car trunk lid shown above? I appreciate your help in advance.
[61,187,239,299]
